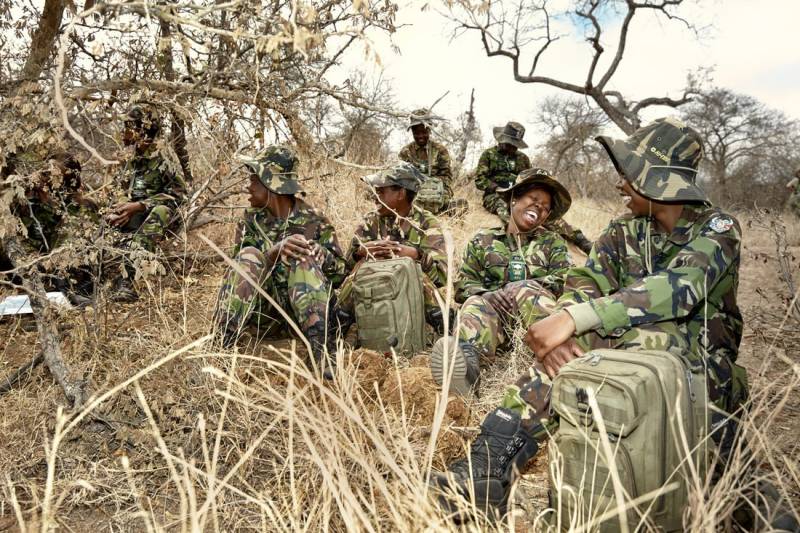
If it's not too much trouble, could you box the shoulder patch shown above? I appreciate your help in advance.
[708,215,734,234]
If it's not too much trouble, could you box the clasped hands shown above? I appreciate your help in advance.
[269,234,325,265]
[106,201,145,227]
[356,239,418,261]
[524,310,584,378]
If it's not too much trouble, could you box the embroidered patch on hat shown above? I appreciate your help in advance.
[709,215,734,234]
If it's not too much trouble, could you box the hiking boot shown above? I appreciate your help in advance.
[110,275,138,302]
[430,336,480,397]
[431,407,540,520]
[734,480,800,532]
[426,308,456,336]
[304,321,335,381]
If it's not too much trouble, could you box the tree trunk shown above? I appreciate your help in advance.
[19,0,66,82]
[3,238,90,407]
[454,89,477,168]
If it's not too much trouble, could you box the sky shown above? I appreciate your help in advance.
[332,0,800,154]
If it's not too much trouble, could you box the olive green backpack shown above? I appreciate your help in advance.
[415,177,446,214]
[352,257,426,355]
[548,349,711,532]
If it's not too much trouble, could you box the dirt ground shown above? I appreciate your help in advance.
[0,193,798,530]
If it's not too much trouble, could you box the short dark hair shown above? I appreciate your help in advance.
[406,189,417,203]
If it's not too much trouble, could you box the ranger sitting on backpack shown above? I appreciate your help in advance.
[430,168,573,396]
[336,163,449,344]
[213,146,346,380]
[430,117,798,530]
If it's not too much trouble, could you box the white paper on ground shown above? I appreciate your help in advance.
[0,292,73,316]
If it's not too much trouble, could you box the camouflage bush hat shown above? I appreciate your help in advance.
[493,121,528,149]
[239,147,303,196]
[407,108,433,130]
[362,162,423,193]
[497,168,571,222]
[596,116,709,204]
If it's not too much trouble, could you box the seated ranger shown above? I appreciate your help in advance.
[398,109,466,215]
[336,162,449,339]
[430,117,798,530]
[106,104,187,301]
[430,168,573,396]
[213,146,345,379]
[475,121,593,254]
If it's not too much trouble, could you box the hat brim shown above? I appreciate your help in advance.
[596,135,708,204]
[498,174,571,222]
[362,172,394,188]
[493,126,528,149]
[241,159,303,195]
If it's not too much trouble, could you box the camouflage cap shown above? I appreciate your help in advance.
[497,167,572,222]
[239,150,303,196]
[362,162,423,193]
[596,117,709,204]
[407,108,433,130]
[493,121,528,149]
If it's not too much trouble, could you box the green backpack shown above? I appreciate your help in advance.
[415,176,446,214]
[548,349,710,532]
[352,257,426,355]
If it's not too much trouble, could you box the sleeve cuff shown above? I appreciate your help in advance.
[564,302,602,335]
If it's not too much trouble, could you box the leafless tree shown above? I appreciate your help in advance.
[681,87,799,205]
[532,95,615,197]
[444,0,699,134]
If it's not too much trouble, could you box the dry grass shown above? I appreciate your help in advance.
[0,164,798,531]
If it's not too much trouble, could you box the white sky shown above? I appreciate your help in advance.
[333,0,799,153]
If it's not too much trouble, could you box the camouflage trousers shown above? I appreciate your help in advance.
[458,280,559,360]
[214,246,332,337]
[338,260,442,320]
[119,205,175,252]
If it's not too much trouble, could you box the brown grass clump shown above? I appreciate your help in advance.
[1,164,798,531]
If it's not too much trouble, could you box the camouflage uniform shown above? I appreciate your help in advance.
[216,200,345,336]
[456,226,572,358]
[339,205,447,317]
[474,145,531,219]
[398,139,454,207]
[117,147,186,252]
[215,150,345,338]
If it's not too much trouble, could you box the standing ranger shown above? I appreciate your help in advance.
[213,146,345,379]
[106,104,186,301]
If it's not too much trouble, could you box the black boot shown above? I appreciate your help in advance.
[304,321,335,381]
[430,336,480,397]
[426,307,457,336]
[110,262,138,302]
[431,407,540,520]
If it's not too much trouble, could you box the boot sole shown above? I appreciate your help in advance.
[430,336,472,397]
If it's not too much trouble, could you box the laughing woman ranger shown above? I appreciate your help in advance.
[430,168,573,396]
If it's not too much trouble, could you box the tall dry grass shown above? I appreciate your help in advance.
[1,158,798,531]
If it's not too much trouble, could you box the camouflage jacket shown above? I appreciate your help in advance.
[234,199,346,287]
[345,205,447,287]
[456,226,572,303]
[54,198,100,249]
[125,148,186,210]
[398,140,453,187]
[474,146,531,194]
[559,204,743,365]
